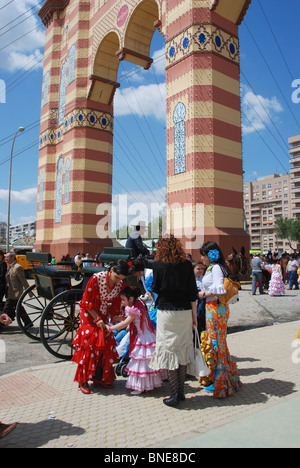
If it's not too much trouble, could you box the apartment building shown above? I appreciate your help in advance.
[244,174,292,252]
[289,135,300,219]
[0,222,7,241]
[9,221,36,242]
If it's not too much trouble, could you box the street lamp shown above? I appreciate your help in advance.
[6,126,25,253]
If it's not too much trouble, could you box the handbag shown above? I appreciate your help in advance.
[219,277,240,304]
[188,328,210,378]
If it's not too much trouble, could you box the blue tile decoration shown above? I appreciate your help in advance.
[169,46,175,58]
[58,60,67,126]
[68,44,76,84]
[166,25,239,63]
[173,102,186,175]
[183,37,189,49]
[39,108,113,148]
[64,158,70,204]
[55,156,63,223]
[43,71,49,106]
[214,34,222,48]
[199,32,206,44]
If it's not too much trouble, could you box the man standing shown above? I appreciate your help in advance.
[125,222,150,257]
[287,254,299,290]
[0,252,33,331]
[251,253,265,295]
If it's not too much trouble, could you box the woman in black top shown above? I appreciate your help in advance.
[149,236,198,407]
[0,250,7,306]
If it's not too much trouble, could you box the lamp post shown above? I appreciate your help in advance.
[6,126,25,253]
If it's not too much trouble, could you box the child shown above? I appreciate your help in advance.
[106,286,162,395]
[268,259,285,296]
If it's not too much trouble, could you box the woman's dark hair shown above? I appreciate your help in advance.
[199,241,229,274]
[131,258,145,272]
[110,259,130,276]
[121,286,140,302]
[0,250,4,258]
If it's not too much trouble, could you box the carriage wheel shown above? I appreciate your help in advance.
[16,285,49,341]
[39,289,83,360]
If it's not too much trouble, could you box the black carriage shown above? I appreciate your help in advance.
[15,248,143,360]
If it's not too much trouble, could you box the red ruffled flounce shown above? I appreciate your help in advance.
[72,311,118,385]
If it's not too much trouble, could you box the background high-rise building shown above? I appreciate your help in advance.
[244,174,292,253]
[289,135,300,220]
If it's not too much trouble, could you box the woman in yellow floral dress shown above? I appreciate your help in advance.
[198,242,242,399]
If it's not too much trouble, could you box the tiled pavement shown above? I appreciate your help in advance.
[1,318,300,448]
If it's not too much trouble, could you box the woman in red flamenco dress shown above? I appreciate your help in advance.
[72,260,130,394]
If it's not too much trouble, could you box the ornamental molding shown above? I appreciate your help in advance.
[38,0,70,27]
[39,107,113,149]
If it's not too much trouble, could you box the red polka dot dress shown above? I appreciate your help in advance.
[72,272,123,386]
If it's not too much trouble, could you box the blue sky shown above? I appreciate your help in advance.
[0,0,299,229]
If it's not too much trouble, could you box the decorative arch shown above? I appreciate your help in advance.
[89,32,121,105]
[36,0,252,259]
[118,0,160,69]
[212,0,252,25]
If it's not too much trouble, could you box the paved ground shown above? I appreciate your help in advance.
[0,287,300,448]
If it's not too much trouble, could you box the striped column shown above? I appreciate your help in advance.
[165,0,250,256]
[36,0,114,258]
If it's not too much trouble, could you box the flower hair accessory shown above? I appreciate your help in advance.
[207,249,220,263]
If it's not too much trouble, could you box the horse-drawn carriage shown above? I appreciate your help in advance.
[15,248,145,360]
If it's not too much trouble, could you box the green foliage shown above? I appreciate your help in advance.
[275,217,300,249]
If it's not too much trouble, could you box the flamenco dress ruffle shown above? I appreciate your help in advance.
[268,268,285,296]
[125,337,162,392]
[124,301,163,392]
[71,270,123,387]
[205,300,242,399]
[72,313,118,385]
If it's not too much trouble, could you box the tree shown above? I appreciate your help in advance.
[275,217,300,251]
[290,217,300,244]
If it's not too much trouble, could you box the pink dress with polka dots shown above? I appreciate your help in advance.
[72,272,123,386]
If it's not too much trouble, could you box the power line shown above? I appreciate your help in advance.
[0,25,39,52]
[243,21,300,130]
[0,0,15,12]
[257,0,294,82]
[0,0,43,36]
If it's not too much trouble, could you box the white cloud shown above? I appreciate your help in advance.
[241,85,283,135]
[15,214,36,224]
[114,82,166,121]
[0,0,45,72]
[119,46,166,85]
[0,187,37,204]
[152,47,166,77]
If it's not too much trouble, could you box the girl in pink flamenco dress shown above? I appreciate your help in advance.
[106,286,163,395]
[268,260,285,296]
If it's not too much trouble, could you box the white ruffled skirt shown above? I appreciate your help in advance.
[149,309,195,371]
[125,330,163,392]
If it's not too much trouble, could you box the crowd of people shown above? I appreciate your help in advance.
[250,251,300,296]
[71,236,242,407]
